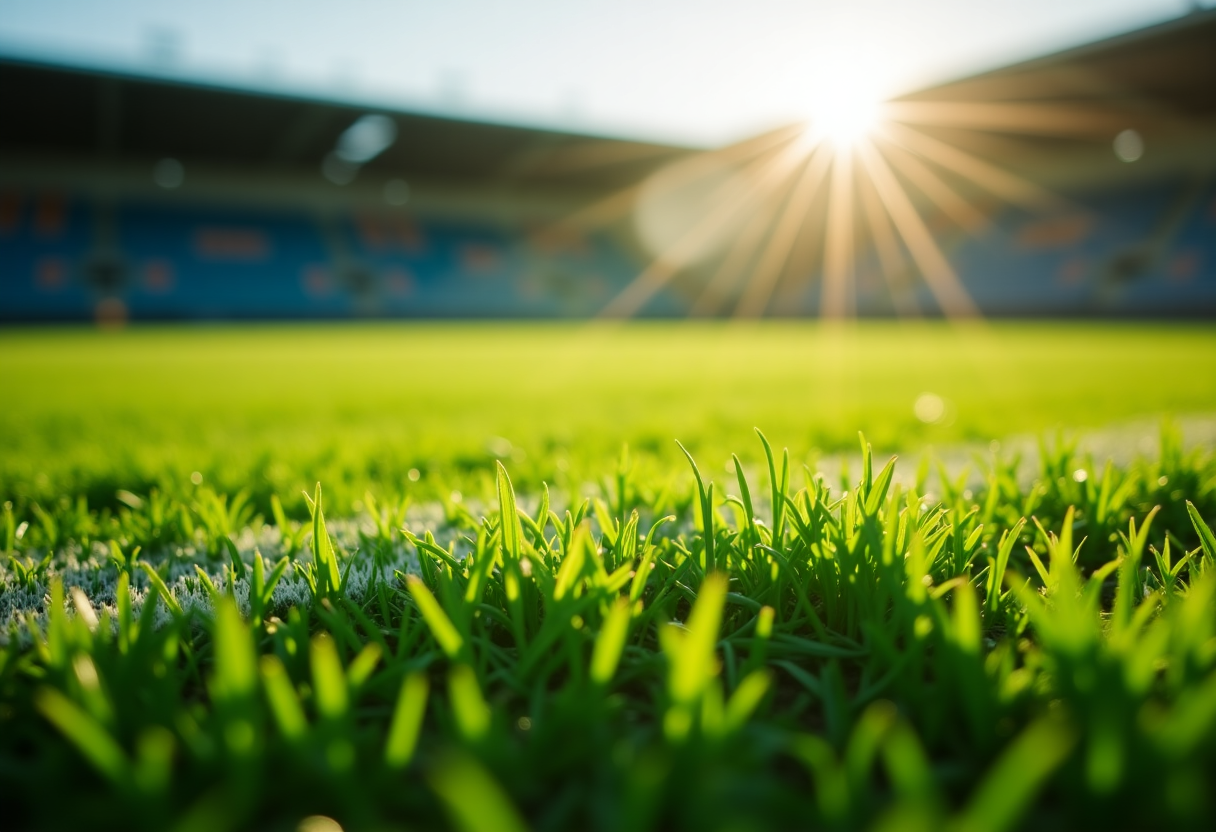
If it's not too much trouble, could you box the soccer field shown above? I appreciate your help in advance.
[4,321,1215,511]
[3,321,1216,832]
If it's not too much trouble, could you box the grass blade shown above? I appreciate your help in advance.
[496,461,523,562]
[260,655,307,741]
[385,672,430,768]
[448,664,491,742]
[311,634,348,720]
[1186,501,1216,568]
[951,718,1075,832]
[35,688,128,784]
[429,752,529,832]
[406,575,465,660]
[590,597,632,686]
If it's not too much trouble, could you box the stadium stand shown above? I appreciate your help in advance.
[1,9,1213,320]
[0,192,96,320]
[0,188,678,321]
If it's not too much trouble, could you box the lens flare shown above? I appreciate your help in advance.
[583,67,1097,320]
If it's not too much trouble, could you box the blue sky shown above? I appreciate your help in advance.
[0,0,1208,146]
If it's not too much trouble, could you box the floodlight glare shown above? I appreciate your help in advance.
[336,115,398,164]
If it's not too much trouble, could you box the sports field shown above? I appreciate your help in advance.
[3,322,1216,831]
[4,322,1216,510]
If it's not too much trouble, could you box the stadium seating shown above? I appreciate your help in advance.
[0,192,97,320]
[846,177,1216,317]
[1,193,667,321]
[116,202,334,319]
[2,177,1213,321]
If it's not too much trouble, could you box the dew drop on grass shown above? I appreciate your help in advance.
[517,716,532,731]
[190,471,203,485]
[407,468,420,482]
[1073,469,1088,483]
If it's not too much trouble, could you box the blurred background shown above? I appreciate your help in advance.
[2,0,1215,323]
[3,1,1216,514]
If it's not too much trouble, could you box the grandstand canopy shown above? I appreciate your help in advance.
[892,8,1216,175]
[2,8,1214,203]
[0,58,690,197]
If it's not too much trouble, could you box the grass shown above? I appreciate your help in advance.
[2,321,1216,831]
[3,321,1216,512]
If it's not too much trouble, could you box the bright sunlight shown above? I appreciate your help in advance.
[810,87,883,147]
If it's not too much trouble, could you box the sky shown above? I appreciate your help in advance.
[0,0,1209,146]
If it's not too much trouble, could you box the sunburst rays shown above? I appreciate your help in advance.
[600,130,813,318]
[568,85,1138,320]
[856,137,979,318]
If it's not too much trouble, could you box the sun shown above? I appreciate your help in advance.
[595,50,1075,320]
[816,93,880,147]
[811,86,882,148]
[797,56,888,149]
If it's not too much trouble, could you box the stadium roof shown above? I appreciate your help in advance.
[0,58,692,196]
[893,8,1216,154]
[909,6,1216,113]
[1,8,1213,198]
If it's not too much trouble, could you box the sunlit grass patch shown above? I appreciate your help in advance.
[2,422,1215,831]
[3,321,1215,515]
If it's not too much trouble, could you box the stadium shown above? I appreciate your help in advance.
[3,9,1214,322]
[2,4,1216,832]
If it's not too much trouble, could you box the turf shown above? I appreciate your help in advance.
[2,322,1216,832]
[3,321,1215,512]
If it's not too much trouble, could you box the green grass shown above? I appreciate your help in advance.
[2,321,1216,831]
[3,321,1215,513]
